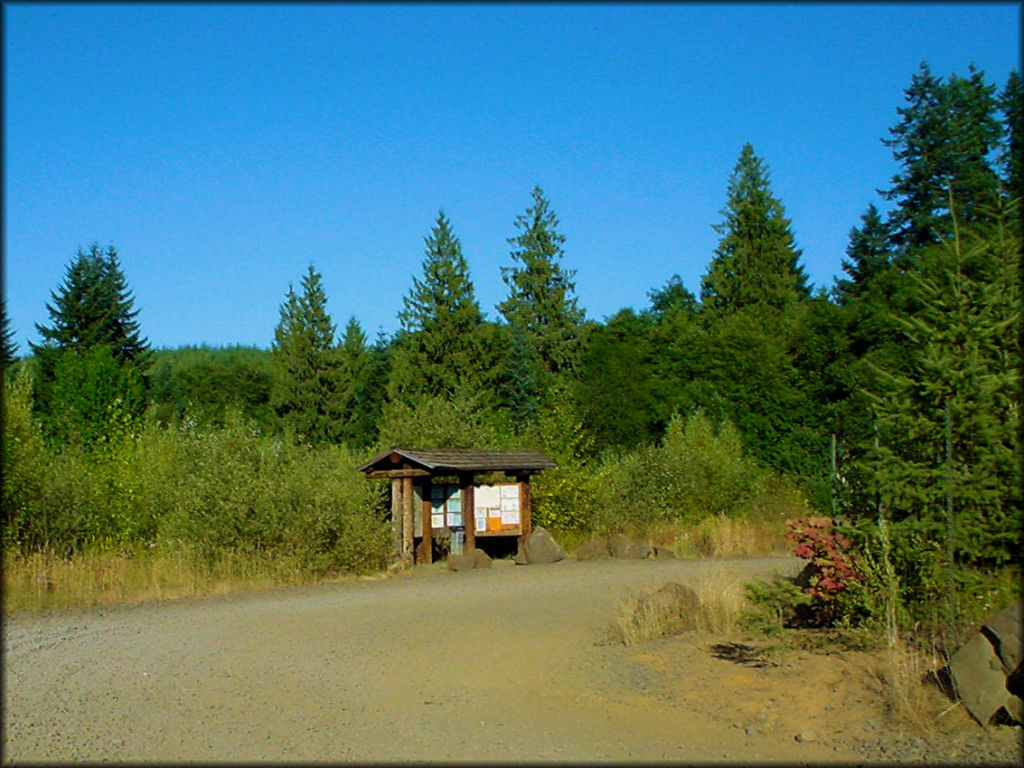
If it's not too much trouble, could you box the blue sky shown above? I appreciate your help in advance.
[4,2,1020,352]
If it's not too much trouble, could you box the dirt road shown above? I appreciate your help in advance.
[2,555,1018,763]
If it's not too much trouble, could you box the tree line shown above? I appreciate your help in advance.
[2,63,1020,625]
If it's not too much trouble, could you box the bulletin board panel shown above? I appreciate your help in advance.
[473,483,522,536]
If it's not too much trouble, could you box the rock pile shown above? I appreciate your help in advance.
[948,602,1022,726]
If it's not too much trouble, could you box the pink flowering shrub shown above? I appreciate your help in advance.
[785,517,861,625]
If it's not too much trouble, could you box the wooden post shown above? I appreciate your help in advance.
[390,477,403,559]
[460,472,476,552]
[402,476,414,565]
[519,474,532,540]
[418,479,433,564]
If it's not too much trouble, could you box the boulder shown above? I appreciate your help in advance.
[607,533,633,558]
[575,539,610,561]
[473,548,492,569]
[949,602,1023,725]
[608,533,649,559]
[517,527,566,565]
[447,548,491,571]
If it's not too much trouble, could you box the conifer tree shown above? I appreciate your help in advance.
[999,70,1023,201]
[32,244,149,364]
[271,265,341,444]
[700,144,809,315]
[881,63,1003,254]
[499,187,585,379]
[337,316,379,446]
[31,244,150,442]
[859,198,1021,566]
[1,299,18,369]
[833,204,892,306]
[388,211,486,401]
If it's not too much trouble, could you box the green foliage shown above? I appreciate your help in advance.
[577,309,666,448]
[499,186,586,379]
[271,265,343,445]
[882,63,1003,253]
[1,298,18,368]
[860,202,1021,566]
[30,243,151,444]
[146,345,274,428]
[741,576,812,636]
[389,211,489,403]
[589,409,782,534]
[999,70,1023,200]
[833,204,893,306]
[2,400,391,575]
[375,390,505,452]
[45,345,145,449]
[160,413,390,574]
[701,143,809,315]
[525,383,597,532]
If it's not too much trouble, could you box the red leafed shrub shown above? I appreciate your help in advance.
[785,517,861,625]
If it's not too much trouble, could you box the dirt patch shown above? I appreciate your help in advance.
[3,556,1020,763]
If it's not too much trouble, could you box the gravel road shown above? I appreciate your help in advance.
[4,554,1019,763]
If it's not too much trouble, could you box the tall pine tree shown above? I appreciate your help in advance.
[31,244,150,443]
[388,211,487,402]
[1,299,18,370]
[271,265,341,444]
[833,204,893,306]
[881,63,1003,254]
[999,70,1023,201]
[499,187,585,381]
[700,144,809,315]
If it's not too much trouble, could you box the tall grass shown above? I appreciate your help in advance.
[610,563,751,645]
[1,543,363,613]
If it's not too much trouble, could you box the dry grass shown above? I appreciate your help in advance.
[692,513,789,557]
[611,563,750,645]
[2,547,332,613]
[868,635,952,735]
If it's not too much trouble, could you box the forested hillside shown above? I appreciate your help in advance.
[3,64,1020,638]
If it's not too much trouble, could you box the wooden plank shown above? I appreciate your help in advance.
[365,468,431,479]
[418,479,433,564]
[402,476,414,565]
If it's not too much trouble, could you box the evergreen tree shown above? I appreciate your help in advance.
[30,244,150,441]
[999,70,1023,201]
[388,211,486,401]
[32,244,149,364]
[833,204,893,306]
[1,299,18,369]
[700,144,809,315]
[858,199,1021,567]
[271,265,341,444]
[881,63,1003,254]
[577,308,665,448]
[498,186,585,379]
[337,316,379,447]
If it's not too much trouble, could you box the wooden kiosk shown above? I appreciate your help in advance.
[357,448,556,564]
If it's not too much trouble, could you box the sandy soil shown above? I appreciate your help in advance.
[2,555,1020,763]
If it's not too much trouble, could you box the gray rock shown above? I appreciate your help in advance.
[652,545,676,559]
[447,548,489,571]
[608,533,648,559]
[521,526,566,564]
[472,548,492,569]
[575,539,610,561]
[607,533,633,558]
[949,601,1024,726]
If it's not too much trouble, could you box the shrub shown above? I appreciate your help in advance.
[786,516,861,625]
